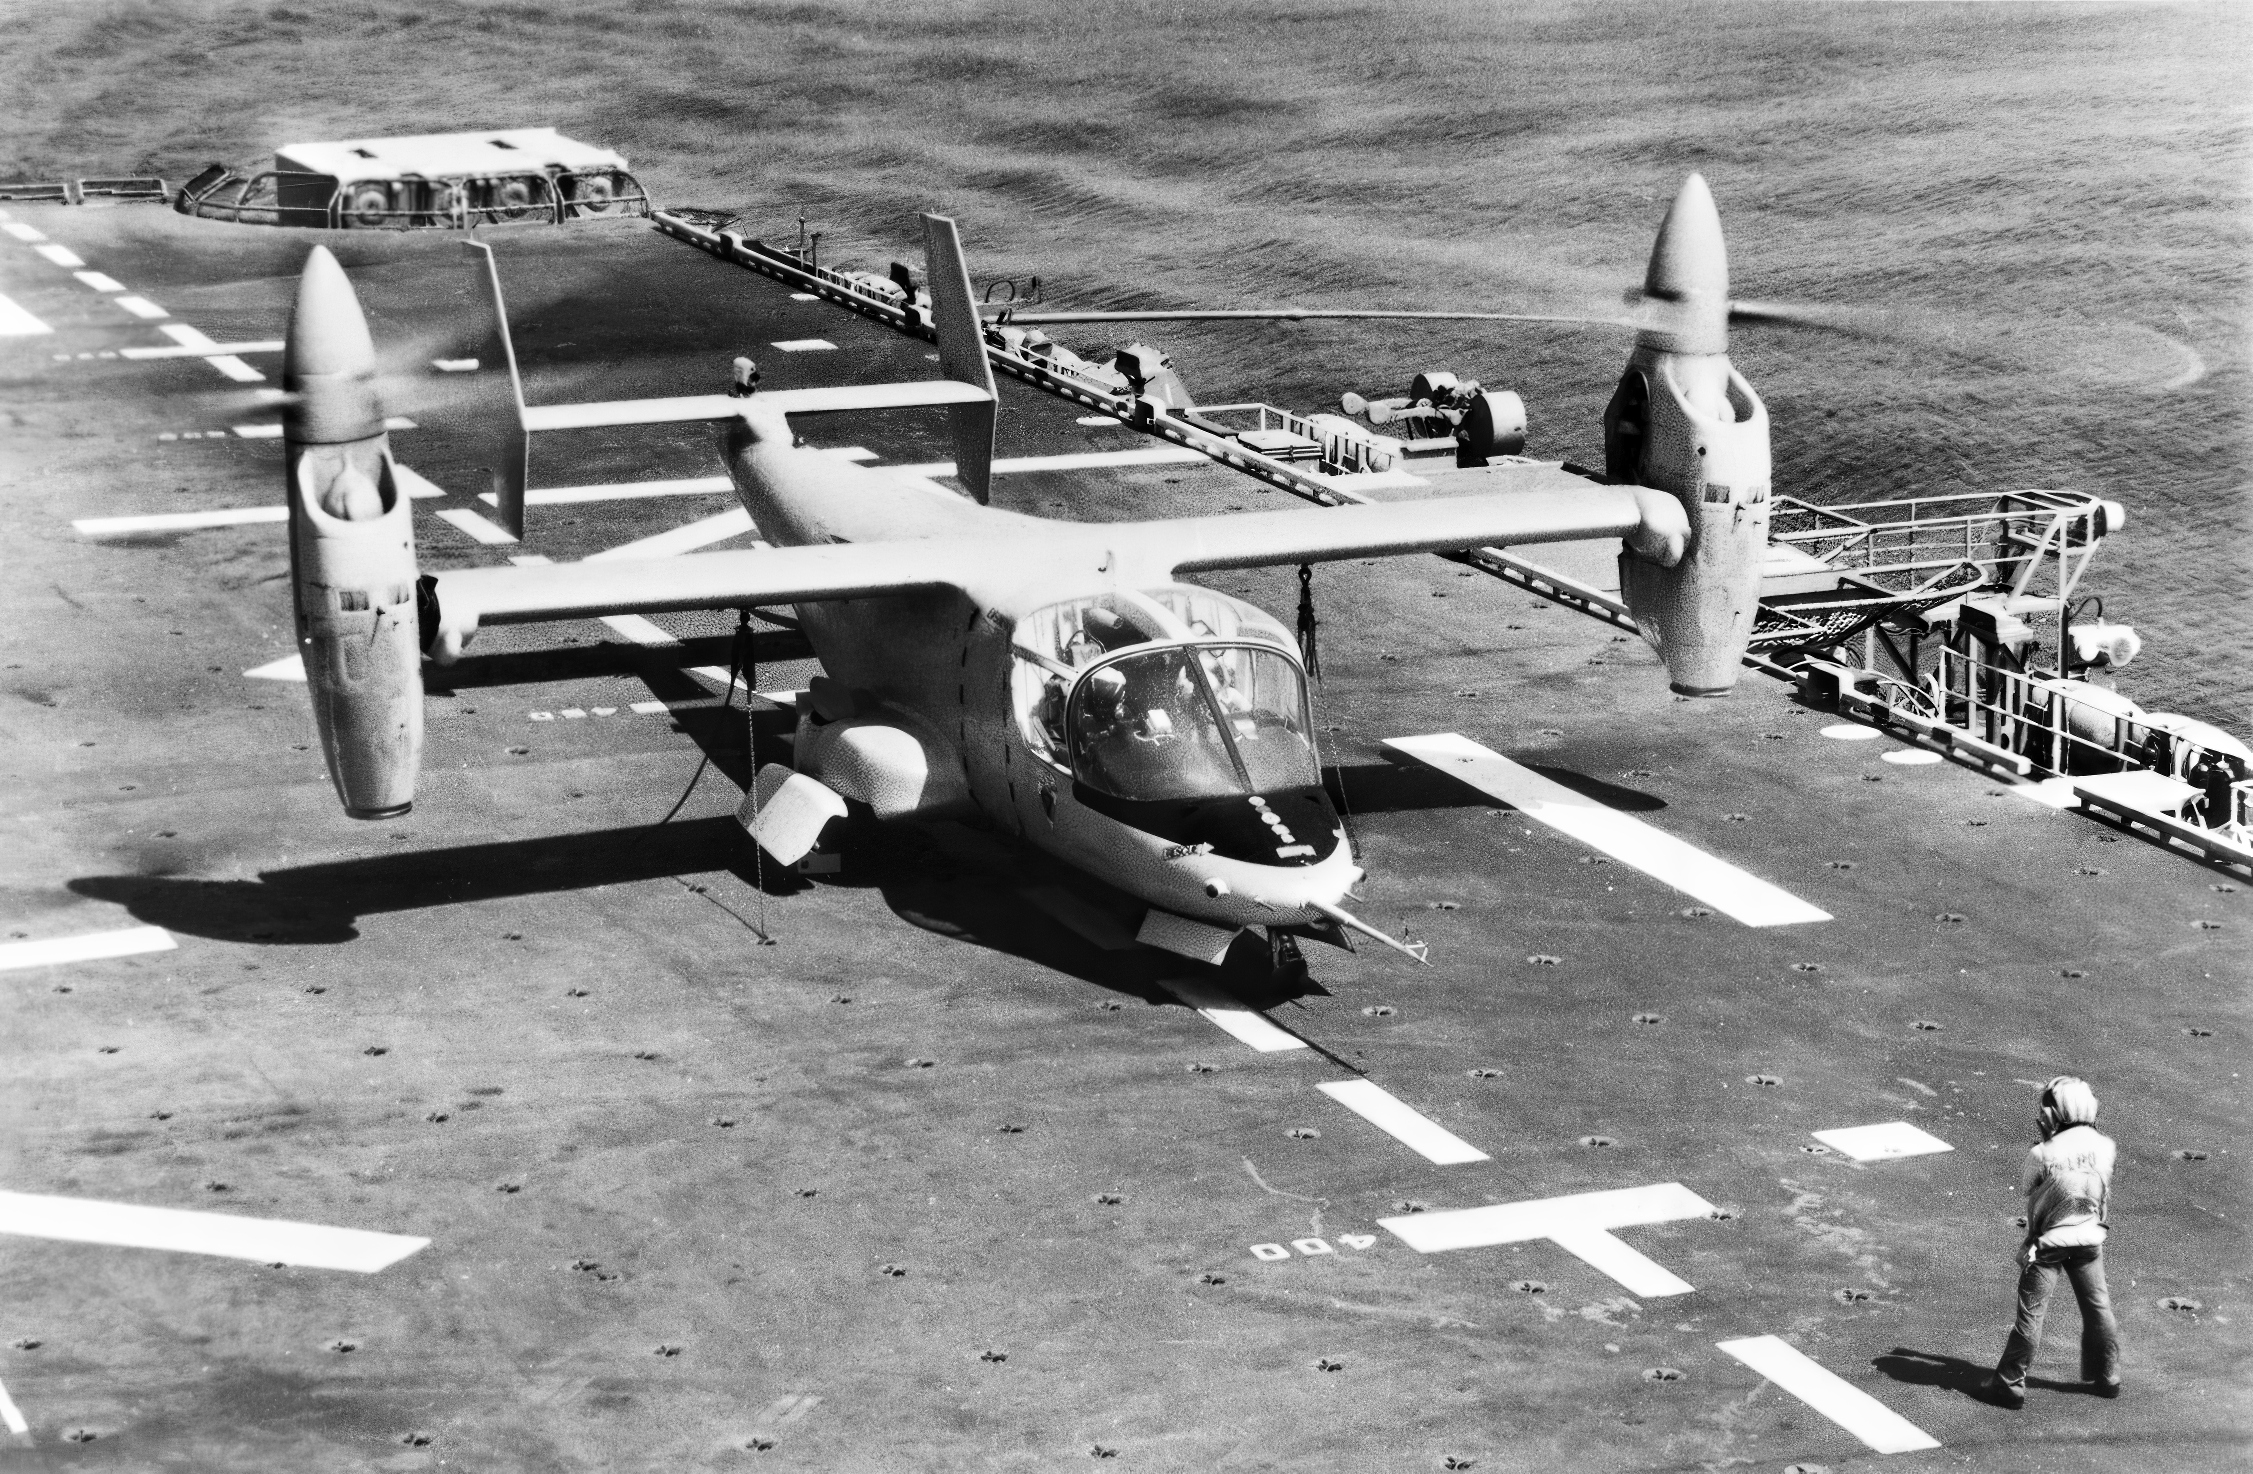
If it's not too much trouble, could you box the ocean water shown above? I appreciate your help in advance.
[12,0,2250,723]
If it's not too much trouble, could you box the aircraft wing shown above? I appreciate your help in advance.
[426,539,970,656]
[1133,485,1685,577]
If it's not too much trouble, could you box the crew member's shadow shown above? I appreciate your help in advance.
[1874,1348,2087,1404]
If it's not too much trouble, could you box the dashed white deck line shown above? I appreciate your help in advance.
[771,337,836,351]
[1379,1182,1714,1298]
[72,269,123,292]
[480,474,735,506]
[245,655,305,681]
[0,1190,428,1274]
[1076,415,1125,427]
[1317,1079,1488,1164]
[1384,733,1831,927]
[32,242,84,268]
[1812,1122,1954,1162]
[2,222,47,242]
[1155,976,1306,1052]
[0,925,175,973]
[434,507,518,545]
[0,1374,25,1436]
[120,337,284,360]
[585,507,755,561]
[896,446,1211,478]
[1820,723,1882,741]
[1881,749,1942,766]
[432,357,478,372]
[113,295,168,320]
[1716,1335,1941,1454]
[0,293,51,336]
[788,292,819,301]
[602,613,680,647]
[233,417,414,440]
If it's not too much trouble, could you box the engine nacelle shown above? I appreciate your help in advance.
[285,245,424,818]
[1607,176,1769,697]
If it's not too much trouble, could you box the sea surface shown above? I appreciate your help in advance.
[10,0,2249,723]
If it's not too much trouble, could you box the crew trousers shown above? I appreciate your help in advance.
[1996,1243,2121,1391]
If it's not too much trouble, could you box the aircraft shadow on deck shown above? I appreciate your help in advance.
[63,754,1639,1001]
[1329,759,1666,814]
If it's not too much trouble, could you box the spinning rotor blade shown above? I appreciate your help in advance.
[1718,295,2205,392]
[997,306,1634,329]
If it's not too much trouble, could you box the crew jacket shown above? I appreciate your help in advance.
[2022,1123,2115,1250]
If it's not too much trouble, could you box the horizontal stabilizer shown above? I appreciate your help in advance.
[520,380,992,433]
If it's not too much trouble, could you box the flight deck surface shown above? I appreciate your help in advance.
[1,207,2245,1472]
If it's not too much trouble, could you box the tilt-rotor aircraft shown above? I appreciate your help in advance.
[283,180,1766,966]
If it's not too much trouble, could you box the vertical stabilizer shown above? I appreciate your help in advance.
[919,213,999,504]
[462,241,531,537]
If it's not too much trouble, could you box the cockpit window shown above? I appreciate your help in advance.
[1068,643,1317,802]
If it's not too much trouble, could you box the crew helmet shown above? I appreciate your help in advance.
[2040,1075,2100,1133]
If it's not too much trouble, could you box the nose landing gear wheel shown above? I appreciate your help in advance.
[490,178,537,223]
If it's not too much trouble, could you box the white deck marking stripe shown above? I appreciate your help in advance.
[434,507,518,545]
[77,506,284,534]
[1549,1226,1695,1297]
[1812,1121,1955,1162]
[586,507,754,561]
[73,270,124,292]
[0,1190,428,1274]
[896,446,1212,477]
[33,242,85,268]
[113,295,168,319]
[391,464,449,500]
[1716,1336,1941,1453]
[1155,976,1307,1052]
[487,475,735,506]
[604,614,679,647]
[245,655,305,681]
[77,468,442,536]
[1383,734,1831,927]
[0,926,175,973]
[204,355,265,382]
[2,222,47,242]
[0,293,51,336]
[1379,1182,1713,1297]
[771,338,836,351]
[1317,1079,1488,1164]
[0,1376,24,1435]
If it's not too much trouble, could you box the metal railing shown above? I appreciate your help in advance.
[176,166,647,229]
[1822,649,2252,865]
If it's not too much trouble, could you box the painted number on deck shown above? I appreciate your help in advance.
[1250,1232,1377,1260]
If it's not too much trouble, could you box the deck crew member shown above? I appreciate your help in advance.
[1989,1075,2122,1407]
[729,356,761,398]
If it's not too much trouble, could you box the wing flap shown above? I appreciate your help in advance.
[428,539,965,656]
[519,380,992,433]
[1146,486,1677,576]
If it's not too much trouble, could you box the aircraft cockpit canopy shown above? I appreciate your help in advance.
[1011,588,1319,803]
